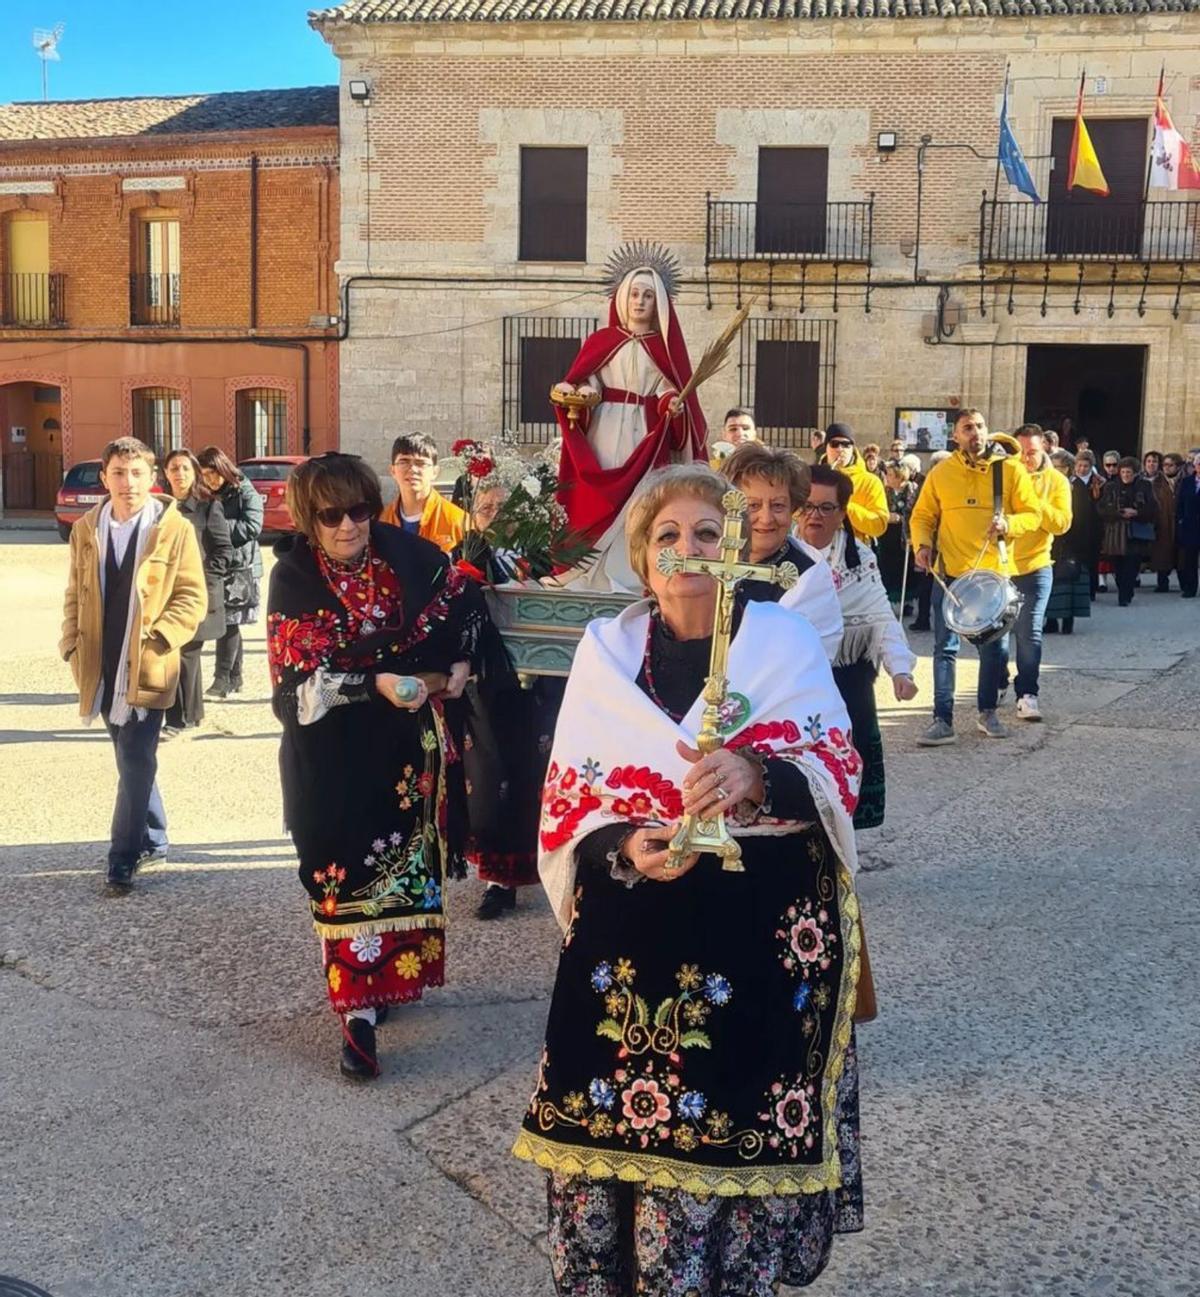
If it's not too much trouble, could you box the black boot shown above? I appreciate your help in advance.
[1062,617,1074,634]
[908,618,931,632]
[476,885,517,920]
[230,673,244,694]
[206,675,231,699]
[105,860,137,896]
[1044,619,1059,633]
[339,1017,379,1082]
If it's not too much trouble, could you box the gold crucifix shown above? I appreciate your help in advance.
[655,488,800,872]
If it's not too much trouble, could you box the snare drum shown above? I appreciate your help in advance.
[942,569,1023,646]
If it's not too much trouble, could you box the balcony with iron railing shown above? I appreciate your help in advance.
[706,196,874,265]
[980,196,1200,264]
[129,272,181,326]
[1,273,66,327]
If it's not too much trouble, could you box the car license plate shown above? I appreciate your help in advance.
[77,494,103,504]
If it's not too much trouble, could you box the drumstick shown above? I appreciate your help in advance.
[926,564,966,610]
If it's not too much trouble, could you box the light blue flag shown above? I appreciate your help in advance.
[998,86,1042,204]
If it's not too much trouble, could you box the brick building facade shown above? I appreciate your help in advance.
[312,0,1200,473]
[0,88,340,512]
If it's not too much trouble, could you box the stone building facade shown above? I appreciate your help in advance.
[0,88,340,512]
[311,0,1200,472]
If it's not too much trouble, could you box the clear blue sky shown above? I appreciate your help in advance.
[0,1,339,103]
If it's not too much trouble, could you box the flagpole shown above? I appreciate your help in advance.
[1144,63,1164,203]
[991,64,1009,209]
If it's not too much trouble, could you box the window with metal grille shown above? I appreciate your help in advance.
[739,318,836,448]
[756,148,830,256]
[519,147,588,262]
[501,314,598,444]
[236,387,288,458]
[130,214,180,325]
[131,387,182,460]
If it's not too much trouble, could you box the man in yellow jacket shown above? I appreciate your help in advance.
[379,432,467,553]
[60,437,206,893]
[1009,424,1072,722]
[910,409,1041,745]
[821,424,890,543]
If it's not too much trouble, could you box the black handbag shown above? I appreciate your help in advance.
[1129,520,1155,543]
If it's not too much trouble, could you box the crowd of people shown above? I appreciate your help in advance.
[57,403,1196,1297]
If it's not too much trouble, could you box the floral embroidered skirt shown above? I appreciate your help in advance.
[322,927,445,1014]
[544,1034,861,1297]
[514,826,860,1203]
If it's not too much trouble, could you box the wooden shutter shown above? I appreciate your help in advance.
[753,340,820,430]
[756,148,829,255]
[519,148,588,262]
[1046,117,1149,256]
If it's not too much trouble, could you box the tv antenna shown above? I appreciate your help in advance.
[33,24,65,101]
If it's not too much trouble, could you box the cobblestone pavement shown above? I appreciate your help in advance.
[1,530,1197,1297]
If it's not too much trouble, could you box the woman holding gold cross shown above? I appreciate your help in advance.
[513,464,866,1296]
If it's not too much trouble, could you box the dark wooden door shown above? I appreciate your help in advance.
[1046,116,1149,257]
[756,148,828,256]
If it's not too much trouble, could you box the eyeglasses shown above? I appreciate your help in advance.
[827,441,853,450]
[800,501,843,516]
[393,456,434,470]
[315,501,373,527]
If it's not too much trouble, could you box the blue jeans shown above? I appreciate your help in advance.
[106,708,169,871]
[931,582,1010,722]
[1012,566,1053,699]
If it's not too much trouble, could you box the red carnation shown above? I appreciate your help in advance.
[467,456,494,479]
[452,438,482,456]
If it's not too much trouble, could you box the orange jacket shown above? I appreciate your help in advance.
[379,490,466,554]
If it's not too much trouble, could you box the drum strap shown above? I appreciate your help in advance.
[992,458,1004,518]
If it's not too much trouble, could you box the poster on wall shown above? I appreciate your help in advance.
[895,407,951,451]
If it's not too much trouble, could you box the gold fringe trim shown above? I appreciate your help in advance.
[310,914,446,941]
[511,1130,842,1199]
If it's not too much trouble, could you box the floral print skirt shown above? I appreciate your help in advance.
[321,926,445,1014]
[546,1035,862,1297]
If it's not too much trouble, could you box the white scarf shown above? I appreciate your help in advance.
[818,527,916,676]
[538,599,862,930]
[90,498,162,727]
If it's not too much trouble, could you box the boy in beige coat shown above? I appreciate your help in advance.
[60,437,205,893]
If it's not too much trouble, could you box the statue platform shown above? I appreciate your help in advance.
[486,583,635,679]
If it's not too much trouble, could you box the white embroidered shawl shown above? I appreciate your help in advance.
[818,529,917,678]
[538,599,862,930]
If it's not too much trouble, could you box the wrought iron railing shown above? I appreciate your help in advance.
[980,197,1200,263]
[129,272,181,326]
[707,198,873,264]
[1,273,66,327]
[501,314,598,445]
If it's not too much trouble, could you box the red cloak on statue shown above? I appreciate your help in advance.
[555,286,708,544]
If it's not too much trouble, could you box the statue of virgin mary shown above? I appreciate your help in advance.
[551,243,708,592]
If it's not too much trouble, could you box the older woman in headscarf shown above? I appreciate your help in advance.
[515,463,865,1297]
[267,453,486,1081]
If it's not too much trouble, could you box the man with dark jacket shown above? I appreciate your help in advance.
[1177,451,1200,598]
[60,437,206,893]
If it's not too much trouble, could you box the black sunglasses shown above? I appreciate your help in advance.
[315,501,373,528]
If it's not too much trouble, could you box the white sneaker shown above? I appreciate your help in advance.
[1016,695,1042,722]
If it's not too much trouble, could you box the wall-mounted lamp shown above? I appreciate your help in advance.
[877,131,898,153]
[899,236,915,258]
[348,79,372,103]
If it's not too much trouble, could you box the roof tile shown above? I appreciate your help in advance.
[311,0,1199,15]
[0,86,338,144]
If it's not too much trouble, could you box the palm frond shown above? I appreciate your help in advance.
[677,297,758,404]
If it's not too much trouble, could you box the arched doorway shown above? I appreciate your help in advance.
[0,380,64,511]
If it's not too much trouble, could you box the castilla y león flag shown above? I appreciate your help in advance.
[1150,74,1200,191]
[1068,73,1110,196]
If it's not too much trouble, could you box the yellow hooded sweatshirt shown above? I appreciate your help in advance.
[1011,453,1073,575]
[909,445,1042,579]
[839,451,890,542]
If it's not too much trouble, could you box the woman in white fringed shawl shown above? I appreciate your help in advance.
[513,464,866,1297]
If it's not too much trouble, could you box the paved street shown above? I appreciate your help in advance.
[1,528,1197,1297]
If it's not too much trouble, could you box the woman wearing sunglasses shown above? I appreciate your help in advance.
[267,454,488,1081]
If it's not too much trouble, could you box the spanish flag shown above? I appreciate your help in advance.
[1068,72,1109,196]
